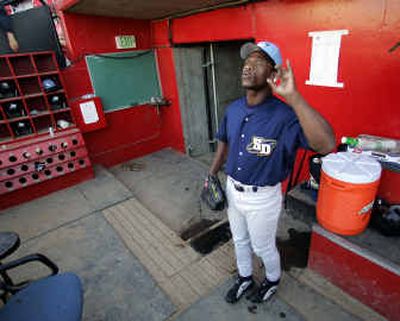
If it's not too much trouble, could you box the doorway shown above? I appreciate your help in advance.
[174,41,247,158]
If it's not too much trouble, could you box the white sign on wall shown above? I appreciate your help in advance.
[115,35,137,49]
[80,101,99,124]
[306,29,349,88]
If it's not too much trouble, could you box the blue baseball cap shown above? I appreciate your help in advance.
[240,41,283,66]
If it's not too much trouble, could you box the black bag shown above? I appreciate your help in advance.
[370,199,400,236]
[201,175,226,211]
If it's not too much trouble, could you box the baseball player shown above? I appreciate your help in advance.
[0,1,20,52]
[208,41,335,303]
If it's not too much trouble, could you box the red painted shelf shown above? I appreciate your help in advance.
[0,51,75,142]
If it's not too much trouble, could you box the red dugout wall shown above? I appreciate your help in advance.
[59,13,185,167]
[59,0,399,167]
[163,0,400,141]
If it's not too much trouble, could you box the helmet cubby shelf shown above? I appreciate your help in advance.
[0,51,75,141]
[0,52,93,203]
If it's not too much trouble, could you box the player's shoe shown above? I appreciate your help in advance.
[225,275,254,303]
[248,278,279,303]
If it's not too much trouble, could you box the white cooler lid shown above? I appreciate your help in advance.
[322,152,382,184]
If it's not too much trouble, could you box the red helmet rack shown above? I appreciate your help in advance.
[0,51,93,208]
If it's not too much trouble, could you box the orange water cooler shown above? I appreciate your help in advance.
[316,152,382,236]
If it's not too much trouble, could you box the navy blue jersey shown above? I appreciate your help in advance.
[216,96,309,186]
[0,1,14,33]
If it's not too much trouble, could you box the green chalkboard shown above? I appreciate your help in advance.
[86,50,161,112]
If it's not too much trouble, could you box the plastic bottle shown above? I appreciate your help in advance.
[341,135,400,153]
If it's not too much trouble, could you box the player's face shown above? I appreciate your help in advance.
[241,51,274,90]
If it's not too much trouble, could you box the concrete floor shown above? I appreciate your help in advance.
[1,165,174,321]
[109,149,224,236]
[0,148,387,321]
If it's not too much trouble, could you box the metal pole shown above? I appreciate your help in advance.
[210,43,219,134]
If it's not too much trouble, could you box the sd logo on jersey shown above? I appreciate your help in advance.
[246,136,277,156]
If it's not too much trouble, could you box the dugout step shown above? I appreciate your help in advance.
[309,224,400,321]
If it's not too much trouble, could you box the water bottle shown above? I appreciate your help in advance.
[341,135,400,153]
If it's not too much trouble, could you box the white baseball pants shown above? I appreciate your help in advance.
[226,176,282,282]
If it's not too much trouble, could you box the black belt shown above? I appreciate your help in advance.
[233,183,258,192]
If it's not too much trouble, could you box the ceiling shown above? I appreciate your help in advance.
[64,0,245,20]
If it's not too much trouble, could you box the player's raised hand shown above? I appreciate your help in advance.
[267,59,297,100]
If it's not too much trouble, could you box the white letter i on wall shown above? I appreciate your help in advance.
[306,30,349,88]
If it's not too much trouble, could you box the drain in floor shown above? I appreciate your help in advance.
[185,223,310,264]
[277,228,311,271]
[189,222,231,255]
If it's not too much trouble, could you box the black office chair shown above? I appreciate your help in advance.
[0,233,83,321]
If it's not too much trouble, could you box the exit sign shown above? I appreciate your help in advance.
[115,35,136,49]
